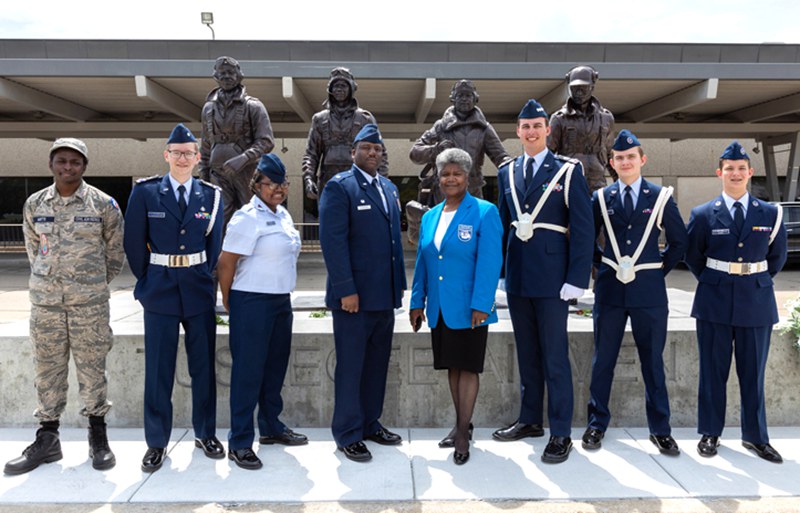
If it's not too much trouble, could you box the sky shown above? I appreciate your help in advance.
[2,0,799,44]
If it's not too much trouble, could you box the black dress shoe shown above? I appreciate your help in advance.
[453,450,470,465]
[649,434,680,456]
[4,429,62,475]
[195,436,225,459]
[742,441,783,463]
[439,423,474,448]
[492,421,545,441]
[364,427,402,446]
[338,441,372,462]
[581,428,604,450]
[697,435,720,457]
[542,436,572,463]
[259,428,308,446]
[228,448,263,470]
[141,447,166,473]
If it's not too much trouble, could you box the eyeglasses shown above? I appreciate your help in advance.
[258,181,290,191]
[167,150,198,159]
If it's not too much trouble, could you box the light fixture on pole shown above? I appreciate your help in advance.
[201,12,215,40]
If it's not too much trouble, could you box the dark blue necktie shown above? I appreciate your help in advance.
[524,158,534,190]
[372,178,386,213]
[733,201,744,233]
[624,185,634,217]
[177,184,187,217]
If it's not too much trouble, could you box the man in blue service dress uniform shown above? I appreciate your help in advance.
[685,141,787,463]
[319,124,406,463]
[124,124,225,472]
[492,100,594,463]
[582,130,688,455]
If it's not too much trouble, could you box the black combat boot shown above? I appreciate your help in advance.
[4,421,62,475]
[88,416,116,470]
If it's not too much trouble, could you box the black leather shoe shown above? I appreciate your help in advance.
[492,421,545,441]
[228,448,263,470]
[542,436,572,463]
[141,447,166,473]
[439,423,474,448]
[195,437,225,459]
[364,427,402,446]
[581,428,604,450]
[338,441,372,462]
[650,434,680,456]
[453,450,470,465]
[4,429,62,475]
[697,435,719,457]
[259,428,308,446]
[742,441,783,463]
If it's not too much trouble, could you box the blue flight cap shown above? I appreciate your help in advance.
[720,141,749,160]
[353,123,383,145]
[518,99,547,120]
[612,129,641,151]
[256,153,287,184]
[167,123,197,144]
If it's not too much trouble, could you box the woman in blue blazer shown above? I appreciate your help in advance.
[410,148,503,465]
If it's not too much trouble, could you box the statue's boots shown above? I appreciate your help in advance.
[4,424,62,475]
[88,416,116,470]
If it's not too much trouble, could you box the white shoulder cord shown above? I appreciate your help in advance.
[508,159,574,240]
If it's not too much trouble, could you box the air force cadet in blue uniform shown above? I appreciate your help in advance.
[492,100,594,463]
[582,130,687,455]
[319,124,406,463]
[686,141,787,463]
[124,124,225,472]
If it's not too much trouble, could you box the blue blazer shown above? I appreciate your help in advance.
[686,195,787,327]
[497,152,594,297]
[410,193,503,329]
[592,179,688,308]
[319,167,406,311]
[123,175,224,318]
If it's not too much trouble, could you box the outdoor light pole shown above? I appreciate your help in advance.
[201,12,215,40]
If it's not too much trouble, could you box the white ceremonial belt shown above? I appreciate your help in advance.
[150,251,207,268]
[706,257,767,275]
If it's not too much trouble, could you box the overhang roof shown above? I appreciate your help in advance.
[1,39,800,142]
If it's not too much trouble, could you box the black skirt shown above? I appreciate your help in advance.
[430,312,489,373]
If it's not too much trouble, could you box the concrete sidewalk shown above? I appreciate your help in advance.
[1,426,799,511]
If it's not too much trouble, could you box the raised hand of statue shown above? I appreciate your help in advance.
[304,177,319,200]
[436,139,456,153]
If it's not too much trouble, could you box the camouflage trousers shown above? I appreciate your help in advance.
[30,302,113,421]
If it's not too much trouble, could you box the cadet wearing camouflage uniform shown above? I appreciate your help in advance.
[302,67,387,202]
[5,138,124,475]
[198,56,275,226]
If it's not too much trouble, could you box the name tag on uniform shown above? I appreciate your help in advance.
[357,205,372,211]
[33,216,54,223]
[148,212,166,218]
[712,228,730,235]
[74,216,101,222]
[266,221,276,226]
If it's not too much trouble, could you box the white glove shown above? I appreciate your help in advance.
[559,283,584,301]
[497,278,506,292]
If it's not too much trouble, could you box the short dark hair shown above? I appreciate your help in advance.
[718,158,750,169]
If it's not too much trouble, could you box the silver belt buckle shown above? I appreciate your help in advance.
[169,254,189,268]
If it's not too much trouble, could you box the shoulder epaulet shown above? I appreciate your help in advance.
[334,170,353,181]
[553,154,580,165]
[498,157,515,170]
[198,179,221,190]
[135,175,160,184]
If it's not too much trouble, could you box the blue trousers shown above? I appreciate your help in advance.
[588,303,671,435]
[331,309,395,447]
[506,293,573,437]
[696,320,772,444]
[228,290,293,450]
[143,309,216,448]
